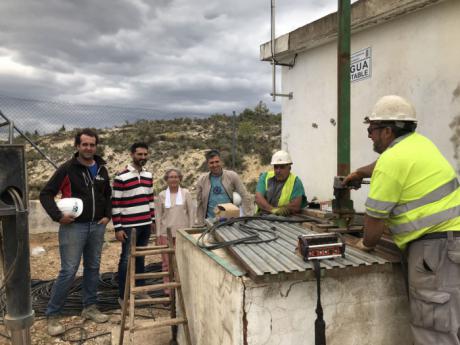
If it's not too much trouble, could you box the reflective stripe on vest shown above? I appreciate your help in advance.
[365,197,396,213]
[391,178,459,216]
[265,171,296,207]
[390,204,460,234]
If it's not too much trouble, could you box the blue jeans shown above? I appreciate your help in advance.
[46,222,106,316]
[117,225,151,299]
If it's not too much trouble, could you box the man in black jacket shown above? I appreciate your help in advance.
[40,128,111,336]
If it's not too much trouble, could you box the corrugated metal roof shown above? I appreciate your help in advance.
[214,219,390,282]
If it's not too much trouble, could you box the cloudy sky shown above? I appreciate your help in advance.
[0,0,342,129]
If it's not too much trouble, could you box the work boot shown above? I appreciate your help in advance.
[81,304,109,323]
[47,315,65,336]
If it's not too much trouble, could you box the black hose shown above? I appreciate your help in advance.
[197,215,307,250]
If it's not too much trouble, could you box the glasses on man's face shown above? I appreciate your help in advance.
[367,126,386,135]
[274,164,289,170]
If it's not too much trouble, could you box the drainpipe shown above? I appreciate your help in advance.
[271,0,277,102]
[270,0,293,101]
[333,0,354,227]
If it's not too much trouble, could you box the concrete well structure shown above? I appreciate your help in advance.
[176,222,412,345]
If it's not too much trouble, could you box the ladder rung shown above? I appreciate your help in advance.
[134,271,169,280]
[134,297,171,306]
[133,248,175,256]
[132,282,181,293]
[125,318,187,331]
[136,245,168,251]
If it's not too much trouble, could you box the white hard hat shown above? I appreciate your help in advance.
[57,198,83,218]
[270,150,293,165]
[364,95,417,123]
[232,192,242,207]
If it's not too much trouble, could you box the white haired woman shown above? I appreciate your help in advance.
[155,168,194,285]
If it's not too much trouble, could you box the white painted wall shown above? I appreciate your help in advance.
[281,0,460,211]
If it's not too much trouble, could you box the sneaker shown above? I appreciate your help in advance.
[47,315,65,336]
[81,305,109,323]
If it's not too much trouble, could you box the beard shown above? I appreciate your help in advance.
[135,159,147,166]
[373,142,383,154]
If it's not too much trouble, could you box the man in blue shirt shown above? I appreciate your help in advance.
[195,150,252,224]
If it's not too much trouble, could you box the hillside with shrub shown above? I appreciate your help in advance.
[21,102,281,199]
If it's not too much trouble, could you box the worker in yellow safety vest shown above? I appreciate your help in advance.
[255,150,307,216]
[344,95,460,345]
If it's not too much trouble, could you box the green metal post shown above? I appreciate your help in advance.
[333,0,354,226]
[337,0,350,178]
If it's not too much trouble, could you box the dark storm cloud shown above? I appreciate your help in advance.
[0,0,346,129]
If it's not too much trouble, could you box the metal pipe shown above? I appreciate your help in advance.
[337,0,351,178]
[271,0,276,102]
[1,188,34,345]
[232,110,236,169]
[9,120,14,144]
[333,0,354,226]
[10,329,32,345]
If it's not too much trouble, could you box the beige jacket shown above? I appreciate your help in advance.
[195,169,252,225]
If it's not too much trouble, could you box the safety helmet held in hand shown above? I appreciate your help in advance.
[270,150,293,165]
[364,95,417,123]
[56,198,83,217]
[232,192,242,206]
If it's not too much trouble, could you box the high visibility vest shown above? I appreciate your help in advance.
[265,171,297,207]
[365,132,460,249]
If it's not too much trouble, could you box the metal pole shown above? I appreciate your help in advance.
[9,120,14,144]
[232,111,236,169]
[1,188,34,345]
[337,0,351,179]
[271,0,276,102]
[334,0,354,226]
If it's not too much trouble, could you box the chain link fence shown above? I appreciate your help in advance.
[0,94,174,139]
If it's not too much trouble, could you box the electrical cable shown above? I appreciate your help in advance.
[0,262,166,317]
[197,215,307,250]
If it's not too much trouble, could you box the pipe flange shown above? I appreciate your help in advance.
[4,311,35,330]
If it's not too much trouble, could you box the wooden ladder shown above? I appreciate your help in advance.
[118,228,192,345]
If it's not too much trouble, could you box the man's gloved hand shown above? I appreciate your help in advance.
[354,238,375,252]
[342,171,363,189]
[271,206,290,216]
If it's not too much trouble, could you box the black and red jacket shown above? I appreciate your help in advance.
[40,153,112,223]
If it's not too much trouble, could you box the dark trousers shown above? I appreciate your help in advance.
[117,225,151,299]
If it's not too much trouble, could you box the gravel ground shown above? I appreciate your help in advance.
[0,231,175,345]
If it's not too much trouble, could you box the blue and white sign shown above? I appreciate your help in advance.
[351,47,371,82]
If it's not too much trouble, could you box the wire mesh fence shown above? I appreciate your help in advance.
[0,94,177,140]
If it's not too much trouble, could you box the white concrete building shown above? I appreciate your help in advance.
[260,0,460,211]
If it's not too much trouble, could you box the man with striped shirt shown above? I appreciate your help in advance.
[112,142,155,302]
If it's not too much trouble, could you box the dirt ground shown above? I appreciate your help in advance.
[0,231,176,345]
